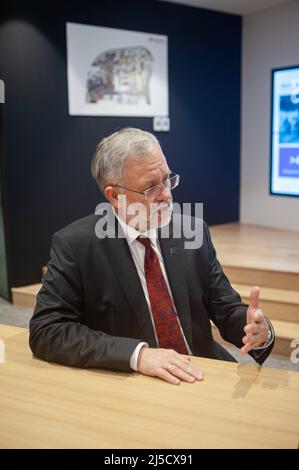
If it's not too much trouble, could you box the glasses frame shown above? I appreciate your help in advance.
[111,173,180,200]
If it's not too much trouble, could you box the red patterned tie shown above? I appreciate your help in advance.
[137,236,188,354]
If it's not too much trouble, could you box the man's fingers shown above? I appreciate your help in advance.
[241,337,258,353]
[167,364,196,383]
[241,307,269,355]
[249,286,260,310]
[158,368,181,385]
[246,308,264,327]
[176,356,192,365]
[241,333,262,354]
[242,334,257,344]
[241,343,252,354]
[244,324,253,334]
[171,359,204,381]
[244,323,260,335]
[253,310,263,323]
[247,286,260,323]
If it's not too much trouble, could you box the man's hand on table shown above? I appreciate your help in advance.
[137,347,204,385]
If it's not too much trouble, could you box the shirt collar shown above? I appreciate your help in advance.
[112,207,158,247]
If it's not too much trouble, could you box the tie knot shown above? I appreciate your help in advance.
[137,236,151,250]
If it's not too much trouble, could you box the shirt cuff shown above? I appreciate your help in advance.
[130,342,149,371]
[252,317,274,350]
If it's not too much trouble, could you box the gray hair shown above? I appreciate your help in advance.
[91,127,162,192]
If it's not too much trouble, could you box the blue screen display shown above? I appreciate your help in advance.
[270,66,299,197]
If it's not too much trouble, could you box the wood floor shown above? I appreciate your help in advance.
[11,223,299,357]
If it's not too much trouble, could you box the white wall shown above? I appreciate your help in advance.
[241,0,299,231]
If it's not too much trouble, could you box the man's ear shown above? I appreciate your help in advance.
[104,186,119,209]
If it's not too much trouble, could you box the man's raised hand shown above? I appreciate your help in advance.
[241,286,270,354]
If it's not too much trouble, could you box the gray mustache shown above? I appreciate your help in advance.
[150,202,172,213]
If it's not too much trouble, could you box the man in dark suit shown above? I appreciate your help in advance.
[29,128,274,385]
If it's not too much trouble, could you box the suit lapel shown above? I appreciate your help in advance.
[158,229,194,352]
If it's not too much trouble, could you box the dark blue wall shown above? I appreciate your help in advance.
[0,0,241,290]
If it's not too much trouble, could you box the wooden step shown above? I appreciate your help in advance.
[11,284,41,309]
[211,320,299,357]
[223,266,299,291]
[271,320,299,356]
[210,223,299,291]
[232,284,299,323]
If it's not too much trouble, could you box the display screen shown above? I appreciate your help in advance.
[270,66,299,197]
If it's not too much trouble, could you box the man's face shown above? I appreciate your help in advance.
[116,147,173,231]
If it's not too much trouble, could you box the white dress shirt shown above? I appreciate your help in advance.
[113,210,192,370]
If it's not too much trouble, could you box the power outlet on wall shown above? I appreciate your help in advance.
[153,116,170,132]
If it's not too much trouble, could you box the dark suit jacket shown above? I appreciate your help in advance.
[29,210,274,371]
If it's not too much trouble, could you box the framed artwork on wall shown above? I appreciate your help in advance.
[66,22,168,117]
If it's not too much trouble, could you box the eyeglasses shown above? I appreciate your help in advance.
[112,173,180,200]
